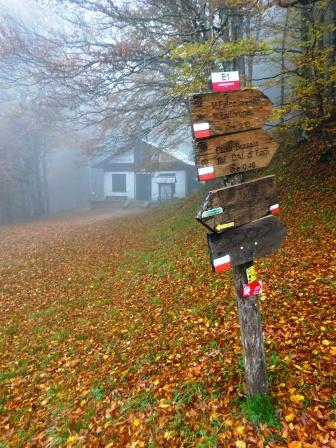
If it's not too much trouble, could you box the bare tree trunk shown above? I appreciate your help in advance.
[280,9,289,113]
[232,13,246,84]
[41,151,50,215]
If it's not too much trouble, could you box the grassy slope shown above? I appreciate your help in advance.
[0,136,335,447]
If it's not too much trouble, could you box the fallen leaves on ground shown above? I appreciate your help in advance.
[0,173,335,447]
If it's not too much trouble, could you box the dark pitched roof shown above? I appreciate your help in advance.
[95,141,195,172]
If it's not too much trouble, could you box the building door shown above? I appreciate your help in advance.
[159,183,174,201]
[136,174,152,200]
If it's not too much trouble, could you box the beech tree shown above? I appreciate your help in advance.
[1,0,335,154]
[272,0,336,143]
[0,0,268,149]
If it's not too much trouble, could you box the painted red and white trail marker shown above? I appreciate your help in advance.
[270,203,280,215]
[213,255,231,273]
[197,166,215,182]
[211,71,240,92]
[193,122,211,140]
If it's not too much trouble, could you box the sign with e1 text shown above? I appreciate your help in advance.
[211,71,240,92]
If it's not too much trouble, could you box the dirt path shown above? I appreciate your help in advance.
[0,208,146,263]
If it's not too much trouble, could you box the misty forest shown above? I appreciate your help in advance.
[0,0,335,447]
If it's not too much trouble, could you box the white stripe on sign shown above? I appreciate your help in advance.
[270,203,279,211]
[193,122,210,132]
[211,71,239,83]
[213,255,231,268]
[198,166,214,176]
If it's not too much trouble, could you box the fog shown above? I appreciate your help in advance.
[0,1,285,225]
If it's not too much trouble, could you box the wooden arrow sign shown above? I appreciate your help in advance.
[197,176,279,233]
[194,129,278,180]
[207,215,287,272]
[188,89,273,139]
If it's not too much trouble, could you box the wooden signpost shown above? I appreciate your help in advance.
[189,90,273,138]
[194,129,278,180]
[187,84,287,397]
[197,176,279,233]
[207,215,286,270]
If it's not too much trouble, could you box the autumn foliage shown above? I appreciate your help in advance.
[0,138,335,447]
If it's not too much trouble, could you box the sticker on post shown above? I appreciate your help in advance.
[246,265,257,283]
[201,207,223,218]
[269,203,280,215]
[213,255,231,273]
[215,222,235,232]
[198,166,215,182]
[193,122,211,140]
[243,281,263,298]
[211,71,240,92]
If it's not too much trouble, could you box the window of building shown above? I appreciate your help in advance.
[112,173,127,192]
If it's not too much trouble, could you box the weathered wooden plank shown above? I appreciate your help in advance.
[233,262,268,397]
[194,129,278,179]
[207,215,286,268]
[188,90,273,138]
[197,176,279,233]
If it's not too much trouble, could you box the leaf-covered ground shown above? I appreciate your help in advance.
[0,156,335,447]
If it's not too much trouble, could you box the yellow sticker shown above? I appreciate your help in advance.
[215,222,234,231]
[246,265,257,283]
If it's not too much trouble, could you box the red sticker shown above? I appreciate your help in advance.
[243,281,263,298]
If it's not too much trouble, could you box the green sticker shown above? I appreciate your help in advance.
[201,207,223,218]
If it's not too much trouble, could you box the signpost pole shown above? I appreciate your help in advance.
[223,173,268,397]
[232,262,268,396]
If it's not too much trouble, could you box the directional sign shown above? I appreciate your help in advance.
[207,215,287,272]
[194,129,278,180]
[197,176,279,233]
[189,89,273,139]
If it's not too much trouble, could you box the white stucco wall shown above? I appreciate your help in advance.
[151,171,186,201]
[104,172,135,199]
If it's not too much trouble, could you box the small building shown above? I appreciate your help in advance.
[94,141,196,203]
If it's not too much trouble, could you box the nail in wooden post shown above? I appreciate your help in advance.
[232,262,268,397]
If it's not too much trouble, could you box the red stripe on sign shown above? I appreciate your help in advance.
[215,262,231,273]
[270,204,280,215]
[213,255,231,273]
[198,166,215,181]
[212,80,241,92]
[199,172,216,182]
[194,129,211,139]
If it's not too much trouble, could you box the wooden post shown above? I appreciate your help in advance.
[232,262,268,396]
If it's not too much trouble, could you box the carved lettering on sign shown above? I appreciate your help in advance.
[194,129,278,178]
[189,90,273,137]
